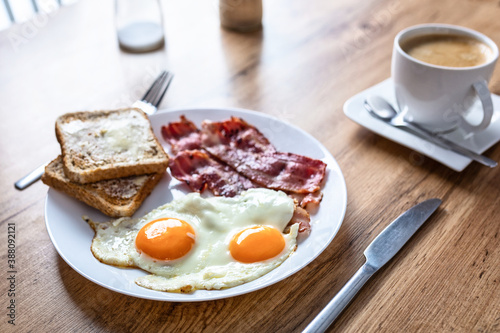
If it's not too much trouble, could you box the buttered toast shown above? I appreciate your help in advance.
[55,108,169,184]
[42,156,163,217]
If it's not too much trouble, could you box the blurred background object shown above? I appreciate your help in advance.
[219,0,262,32]
[0,0,78,31]
[115,0,165,53]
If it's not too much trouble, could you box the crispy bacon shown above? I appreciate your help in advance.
[162,116,260,197]
[285,205,311,240]
[201,116,276,154]
[169,150,256,197]
[288,190,324,208]
[201,117,326,193]
[161,116,202,155]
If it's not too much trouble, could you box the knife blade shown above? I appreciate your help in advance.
[302,198,441,333]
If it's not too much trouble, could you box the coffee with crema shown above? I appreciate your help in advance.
[401,34,493,67]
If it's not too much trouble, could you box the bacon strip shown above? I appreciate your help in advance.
[169,150,256,197]
[201,116,276,155]
[201,117,326,193]
[162,117,257,197]
[285,205,311,240]
[288,190,324,208]
[161,115,202,155]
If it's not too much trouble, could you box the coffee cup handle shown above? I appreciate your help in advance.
[460,80,494,133]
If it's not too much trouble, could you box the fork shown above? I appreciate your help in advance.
[14,70,174,190]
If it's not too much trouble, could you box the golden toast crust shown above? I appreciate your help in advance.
[55,108,169,184]
[42,156,163,217]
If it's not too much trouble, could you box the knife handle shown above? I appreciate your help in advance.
[302,263,376,333]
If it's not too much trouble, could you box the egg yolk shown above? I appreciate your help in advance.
[229,226,285,263]
[135,218,195,261]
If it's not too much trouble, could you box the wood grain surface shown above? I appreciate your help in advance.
[1,0,499,332]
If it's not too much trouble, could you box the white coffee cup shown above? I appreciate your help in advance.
[392,24,498,134]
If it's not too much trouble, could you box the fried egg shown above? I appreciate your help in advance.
[87,188,298,293]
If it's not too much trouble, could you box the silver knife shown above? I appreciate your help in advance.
[302,198,442,333]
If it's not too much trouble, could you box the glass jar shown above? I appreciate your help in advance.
[115,0,165,52]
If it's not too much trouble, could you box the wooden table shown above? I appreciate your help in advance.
[1,0,499,332]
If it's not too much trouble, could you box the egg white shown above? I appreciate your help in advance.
[87,188,298,292]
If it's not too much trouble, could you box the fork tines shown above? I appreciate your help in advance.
[141,70,174,108]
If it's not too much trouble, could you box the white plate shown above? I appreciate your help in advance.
[344,78,500,171]
[45,107,347,302]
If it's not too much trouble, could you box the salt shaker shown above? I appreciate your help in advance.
[219,0,263,32]
[115,0,165,52]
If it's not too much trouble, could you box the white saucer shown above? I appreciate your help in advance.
[343,78,500,171]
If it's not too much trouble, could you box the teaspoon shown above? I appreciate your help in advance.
[364,96,497,168]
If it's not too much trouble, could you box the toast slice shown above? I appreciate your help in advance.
[42,156,163,217]
[55,108,169,184]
